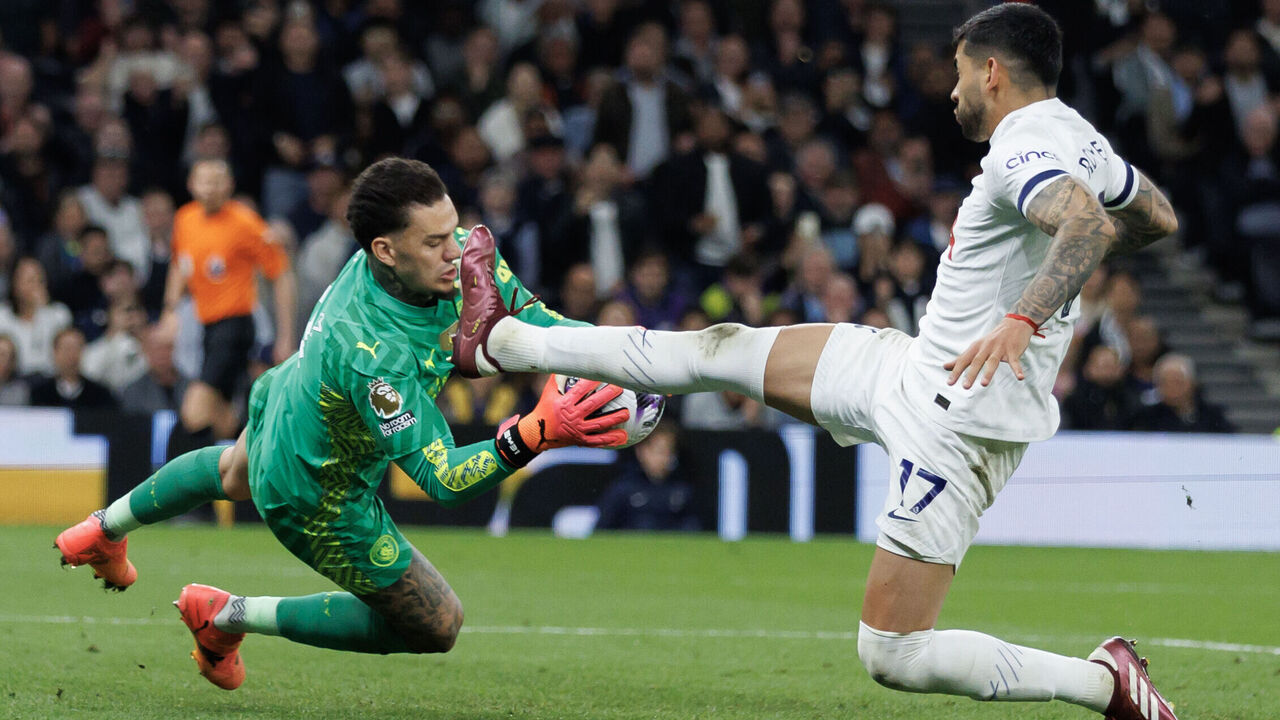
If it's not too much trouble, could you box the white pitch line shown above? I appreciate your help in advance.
[3,614,1278,656]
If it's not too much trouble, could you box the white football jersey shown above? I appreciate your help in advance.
[902,98,1139,442]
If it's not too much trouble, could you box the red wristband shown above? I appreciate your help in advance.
[1005,313,1045,337]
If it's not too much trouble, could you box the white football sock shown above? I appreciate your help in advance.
[99,496,141,540]
[488,319,781,401]
[857,622,1113,710]
[214,595,283,636]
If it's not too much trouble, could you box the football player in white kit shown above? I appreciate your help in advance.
[452,4,1180,718]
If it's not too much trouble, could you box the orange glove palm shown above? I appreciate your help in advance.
[495,378,631,467]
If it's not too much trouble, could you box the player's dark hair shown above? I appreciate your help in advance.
[347,158,448,253]
[952,2,1062,89]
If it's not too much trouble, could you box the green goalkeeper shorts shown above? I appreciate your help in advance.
[245,366,414,595]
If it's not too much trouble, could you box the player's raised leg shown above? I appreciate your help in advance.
[455,225,834,420]
[54,431,250,590]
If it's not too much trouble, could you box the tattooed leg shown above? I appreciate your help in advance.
[359,547,464,653]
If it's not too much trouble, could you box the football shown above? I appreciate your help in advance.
[554,375,666,448]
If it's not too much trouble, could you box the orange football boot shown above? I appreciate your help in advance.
[175,583,246,690]
[55,511,137,591]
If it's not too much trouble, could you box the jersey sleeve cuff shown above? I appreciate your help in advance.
[1102,162,1138,210]
[1016,169,1068,216]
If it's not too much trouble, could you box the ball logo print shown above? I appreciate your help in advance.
[368,379,403,419]
[555,375,666,448]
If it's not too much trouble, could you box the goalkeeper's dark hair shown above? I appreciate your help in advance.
[952,2,1062,89]
[347,157,448,253]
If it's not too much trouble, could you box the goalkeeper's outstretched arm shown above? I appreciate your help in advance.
[1105,170,1178,257]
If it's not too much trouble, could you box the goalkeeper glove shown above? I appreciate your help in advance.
[495,377,630,467]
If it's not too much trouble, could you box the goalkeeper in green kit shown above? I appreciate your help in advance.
[54,158,629,690]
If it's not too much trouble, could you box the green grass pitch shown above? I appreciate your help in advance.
[3,525,1277,719]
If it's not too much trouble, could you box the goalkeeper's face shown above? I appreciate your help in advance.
[377,197,461,299]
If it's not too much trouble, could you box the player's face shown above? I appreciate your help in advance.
[389,197,461,298]
[951,42,989,142]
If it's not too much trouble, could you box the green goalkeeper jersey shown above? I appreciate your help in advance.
[244,227,576,593]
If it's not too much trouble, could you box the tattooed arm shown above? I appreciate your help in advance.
[946,176,1117,389]
[1010,175,1119,324]
[1104,170,1178,257]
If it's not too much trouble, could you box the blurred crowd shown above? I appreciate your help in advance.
[0,0,1263,447]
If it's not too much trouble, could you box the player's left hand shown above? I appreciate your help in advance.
[944,316,1035,389]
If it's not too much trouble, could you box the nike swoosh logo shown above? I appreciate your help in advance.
[886,508,918,522]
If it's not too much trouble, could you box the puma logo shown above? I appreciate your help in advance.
[356,341,380,359]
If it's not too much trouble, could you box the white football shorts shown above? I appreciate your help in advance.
[809,323,1027,566]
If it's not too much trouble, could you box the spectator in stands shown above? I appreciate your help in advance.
[1125,315,1166,402]
[1082,270,1141,368]
[437,125,491,216]
[77,153,148,280]
[175,31,220,168]
[596,299,638,327]
[29,326,116,409]
[594,23,694,180]
[1223,106,1280,321]
[596,425,699,532]
[76,257,136,343]
[255,13,352,219]
[700,253,773,327]
[367,53,433,161]
[782,241,837,323]
[1130,354,1236,433]
[162,158,295,442]
[557,262,599,322]
[452,27,504,122]
[139,188,175,318]
[852,202,895,297]
[821,272,862,324]
[343,19,433,108]
[0,107,64,245]
[853,111,912,219]
[81,294,148,394]
[0,333,30,405]
[35,192,90,295]
[709,34,752,120]
[546,143,647,297]
[0,256,71,376]
[295,187,355,339]
[614,249,690,331]
[478,168,539,291]
[516,134,571,285]
[672,0,719,86]
[120,64,189,197]
[54,226,114,337]
[904,176,962,256]
[652,105,770,287]
[119,324,187,415]
[538,26,583,111]
[757,0,820,101]
[883,240,933,335]
[287,162,345,244]
[1222,30,1276,144]
[478,62,561,165]
[1061,345,1141,431]
[817,172,860,269]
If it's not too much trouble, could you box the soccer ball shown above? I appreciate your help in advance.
[554,375,666,449]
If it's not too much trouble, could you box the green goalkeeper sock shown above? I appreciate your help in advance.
[275,592,411,654]
[100,446,227,539]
